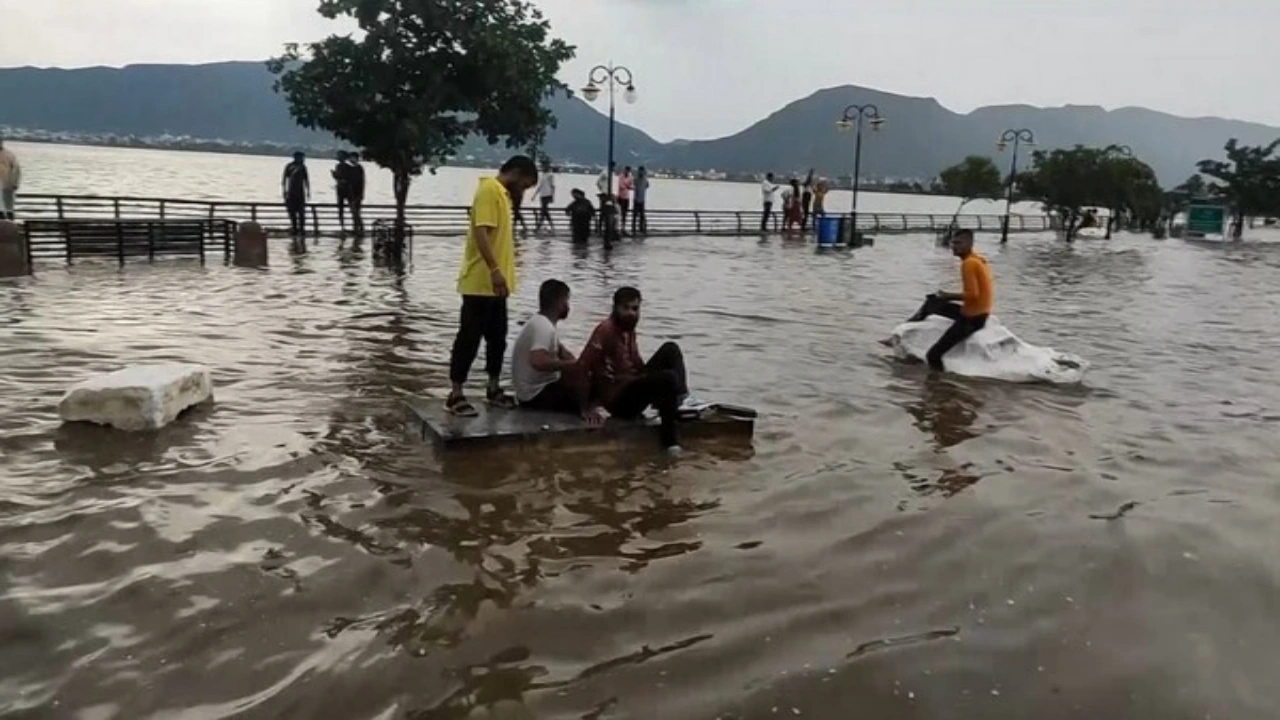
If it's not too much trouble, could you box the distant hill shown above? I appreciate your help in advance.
[2,62,1278,183]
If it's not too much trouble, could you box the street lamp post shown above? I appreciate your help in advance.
[997,128,1035,244]
[836,104,886,242]
[581,63,637,206]
[1104,144,1133,239]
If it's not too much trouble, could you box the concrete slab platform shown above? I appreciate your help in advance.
[404,397,755,451]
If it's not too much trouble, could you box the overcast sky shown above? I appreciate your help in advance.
[3,0,1277,141]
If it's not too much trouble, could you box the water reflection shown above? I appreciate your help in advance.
[902,375,983,450]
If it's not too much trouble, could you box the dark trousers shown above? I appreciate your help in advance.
[761,202,774,231]
[632,202,647,235]
[571,219,592,244]
[910,295,988,371]
[286,198,306,235]
[536,197,554,230]
[605,342,689,448]
[350,197,364,236]
[618,198,631,233]
[801,193,813,231]
[521,366,589,415]
[449,295,508,386]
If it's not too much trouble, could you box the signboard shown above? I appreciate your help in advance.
[1186,205,1226,237]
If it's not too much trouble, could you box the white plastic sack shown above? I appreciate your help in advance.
[888,316,1089,384]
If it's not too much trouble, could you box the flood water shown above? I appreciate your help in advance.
[3,231,1280,719]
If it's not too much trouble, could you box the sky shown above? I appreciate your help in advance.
[2,0,1278,142]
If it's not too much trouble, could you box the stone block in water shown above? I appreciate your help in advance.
[889,316,1089,384]
[59,363,213,431]
[0,220,28,277]
[234,221,268,267]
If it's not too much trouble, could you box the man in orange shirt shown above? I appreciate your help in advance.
[907,229,994,372]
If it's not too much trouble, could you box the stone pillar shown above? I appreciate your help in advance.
[234,221,268,268]
[0,220,29,277]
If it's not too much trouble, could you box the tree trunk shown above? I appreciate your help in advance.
[1231,211,1244,240]
[393,170,411,260]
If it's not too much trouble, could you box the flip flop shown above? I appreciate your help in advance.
[445,395,479,418]
[486,389,517,410]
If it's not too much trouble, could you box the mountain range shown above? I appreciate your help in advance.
[2,61,1279,185]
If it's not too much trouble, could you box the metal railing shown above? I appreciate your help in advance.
[11,193,1057,238]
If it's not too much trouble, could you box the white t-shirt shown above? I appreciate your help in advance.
[537,173,555,199]
[512,313,561,402]
[761,179,778,203]
[597,172,610,195]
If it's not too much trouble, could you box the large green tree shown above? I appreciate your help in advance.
[268,0,575,246]
[937,155,1003,203]
[1018,145,1160,241]
[1196,139,1280,239]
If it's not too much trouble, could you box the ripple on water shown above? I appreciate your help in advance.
[4,232,1280,718]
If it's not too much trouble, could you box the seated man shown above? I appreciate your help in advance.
[907,229,994,372]
[511,279,604,424]
[578,287,689,454]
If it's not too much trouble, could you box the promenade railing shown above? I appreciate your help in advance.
[13,193,1057,239]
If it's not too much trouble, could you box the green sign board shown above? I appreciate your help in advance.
[1186,205,1226,236]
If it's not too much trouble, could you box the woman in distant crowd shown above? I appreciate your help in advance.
[783,178,803,231]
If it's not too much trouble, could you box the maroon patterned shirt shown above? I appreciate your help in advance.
[578,317,643,404]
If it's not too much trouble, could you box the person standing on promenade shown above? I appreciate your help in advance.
[346,153,366,237]
[617,166,635,235]
[333,151,351,232]
[812,178,829,219]
[445,155,540,417]
[534,161,556,233]
[801,169,815,231]
[0,137,21,221]
[282,152,311,236]
[595,162,616,236]
[760,172,779,232]
[632,166,650,235]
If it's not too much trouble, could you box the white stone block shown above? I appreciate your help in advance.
[889,316,1089,385]
[59,363,213,431]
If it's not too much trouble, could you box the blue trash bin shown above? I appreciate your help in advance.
[816,216,840,246]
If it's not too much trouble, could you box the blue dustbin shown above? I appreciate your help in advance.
[816,215,840,246]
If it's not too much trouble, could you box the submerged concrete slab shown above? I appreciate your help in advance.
[59,363,213,431]
[405,397,755,451]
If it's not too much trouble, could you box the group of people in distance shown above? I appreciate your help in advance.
[279,151,367,237]
[760,170,829,233]
[528,161,651,244]
[445,155,691,454]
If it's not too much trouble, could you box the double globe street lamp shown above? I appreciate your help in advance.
[836,104,886,236]
[581,64,637,201]
[997,128,1036,244]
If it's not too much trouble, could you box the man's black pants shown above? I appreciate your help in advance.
[761,202,773,231]
[911,295,988,371]
[449,295,508,386]
[606,342,689,448]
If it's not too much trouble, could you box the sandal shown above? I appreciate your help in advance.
[445,395,479,418]
[486,388,517,410]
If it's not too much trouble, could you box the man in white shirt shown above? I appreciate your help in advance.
[512,279,603,423]
[760,172,778,232]
[534,162,556,233]
[0,137,21,221]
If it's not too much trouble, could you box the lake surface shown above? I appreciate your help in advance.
[9,141,1044,216]
[3,229,1280,719]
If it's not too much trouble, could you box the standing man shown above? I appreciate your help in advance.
[632,166,650,236]
[282,152,310,236]
[0,137,20,221]
[907,229,995,372]
[617,166,634,235]
[333,151,351,232]
[347,153,366,237]
[445,155,540,416]
[801,169,815,231]
[595,161,616,237]
[760,172,779,232]
[578,287,691,455]
[534,161,556,233]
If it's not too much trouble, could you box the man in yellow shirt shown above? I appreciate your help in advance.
[446,155,540,416]
[907,229,995,372]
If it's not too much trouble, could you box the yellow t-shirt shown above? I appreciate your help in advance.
[456,177,516,296]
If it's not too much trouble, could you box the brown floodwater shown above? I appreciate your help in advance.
[4,232,1280,720]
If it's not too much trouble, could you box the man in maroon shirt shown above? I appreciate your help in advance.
[578,287,689,453]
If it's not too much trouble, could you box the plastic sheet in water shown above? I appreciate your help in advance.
[889,315,1090,384]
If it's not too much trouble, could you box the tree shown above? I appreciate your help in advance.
[1097,149,1162,235]
[937,156,1003,202]
[268,0,575,250]
[1017,145,1159,242]
[1196,139,1280,238]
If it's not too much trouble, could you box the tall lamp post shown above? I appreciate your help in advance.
[581,64,637,202]
[836,104,886,239]
[1104,144,1133,239]
[997,128,1035,244]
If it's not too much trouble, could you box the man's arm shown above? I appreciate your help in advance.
[938,262,978,303]
[303,168,311,198]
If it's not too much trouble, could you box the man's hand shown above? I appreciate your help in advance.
[490,268,510,297]
[582,406,607,427]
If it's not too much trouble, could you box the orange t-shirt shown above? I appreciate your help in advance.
[961,253,994,317]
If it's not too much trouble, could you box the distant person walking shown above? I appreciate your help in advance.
[282,152,311,236]
[0,137,21,221]
[761,173,779,231]
[632,166,650,235]
[535,162,556,233]
[346,153,366,236]
[333,151,352,232]
[445,155,540,417]
[617,166,634,235]
[801,169,815,231]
